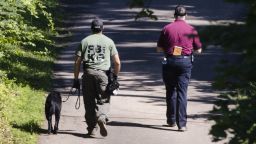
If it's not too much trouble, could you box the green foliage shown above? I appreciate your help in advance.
[0,73,14,144]
[0,74,45,144]
[135,8,158,21]
[9,86,45,144]
[207,0,256,143]
[0,0,56,47]
[210,83,256,144]
[0,43,55,90]
[0,0,59,143]
[129,0,157,21]
[0,0,57,89]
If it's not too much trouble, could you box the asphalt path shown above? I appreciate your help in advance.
[38,0,246,144]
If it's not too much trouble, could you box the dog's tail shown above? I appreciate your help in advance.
[51,101,56,114]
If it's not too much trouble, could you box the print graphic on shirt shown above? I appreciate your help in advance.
[87,45,106,62]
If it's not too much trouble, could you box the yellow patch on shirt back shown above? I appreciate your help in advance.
[172,46,182,56]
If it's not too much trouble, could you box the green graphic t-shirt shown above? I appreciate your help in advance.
[76,33,118,71]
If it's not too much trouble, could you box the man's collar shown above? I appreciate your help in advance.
[174,19,186,22]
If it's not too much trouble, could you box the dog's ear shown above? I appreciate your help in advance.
[51,91,60,96]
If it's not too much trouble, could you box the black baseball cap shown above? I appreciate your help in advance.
[91,18,103,30]
[174,5,187,16]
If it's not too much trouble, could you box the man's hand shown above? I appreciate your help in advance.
[72,79,80,89]
[156,47,164,52]
[194,48,202,54]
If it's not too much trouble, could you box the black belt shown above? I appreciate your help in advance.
[167,55,191,59]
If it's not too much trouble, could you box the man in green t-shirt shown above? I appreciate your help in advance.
[73,18,121,137]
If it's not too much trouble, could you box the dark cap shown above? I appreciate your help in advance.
[174,5,187,16]
[91,18,103,30]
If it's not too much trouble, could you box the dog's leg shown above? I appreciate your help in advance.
[47,116,52,134]
[53,113,60,134]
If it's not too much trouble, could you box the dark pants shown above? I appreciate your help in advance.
[82,69,110,132]
[162,57,192,128]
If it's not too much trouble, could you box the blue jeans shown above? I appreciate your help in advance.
[162,57,192,128]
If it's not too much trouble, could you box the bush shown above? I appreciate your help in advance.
[0,0,57,89]
[0,0,59,143]
[210,83,256,143]
[208,0,256,143]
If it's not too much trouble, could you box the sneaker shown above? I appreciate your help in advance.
[98,119,108,137]
[178,127,187,132]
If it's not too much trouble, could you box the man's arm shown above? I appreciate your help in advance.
[74,55,82,79]
[112,54,121,76]
[192,29,202,54]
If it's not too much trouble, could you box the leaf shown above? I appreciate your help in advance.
[0,53,4,61]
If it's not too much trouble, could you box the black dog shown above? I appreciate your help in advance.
[45,91,62,134]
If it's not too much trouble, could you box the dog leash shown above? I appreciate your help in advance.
[75,89,81,109]
[62,87,81,109]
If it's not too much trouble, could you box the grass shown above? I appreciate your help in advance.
[0,0,69,143]
[0,30,59,144]
[0,43,56,144]
[0,43,56,90]
[3,86,45,144]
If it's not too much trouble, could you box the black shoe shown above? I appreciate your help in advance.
[178,127,187,132]
[167,123,176,127]
[98,119,108,137]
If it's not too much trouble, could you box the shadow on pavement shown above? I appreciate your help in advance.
[108,121,180,132]
[56,130,104,139]
[55,0,246,118]
[55,0,245,97]
[12,121,47,134]
[115,93,215,105]
[38,0,247,143]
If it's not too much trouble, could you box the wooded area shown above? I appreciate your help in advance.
[206,0,256,143]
